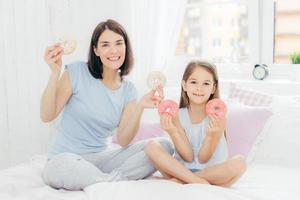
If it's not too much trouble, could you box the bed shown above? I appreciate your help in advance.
[1,85,300,200]
[0,155,299,200]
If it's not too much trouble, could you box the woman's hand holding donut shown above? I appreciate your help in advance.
[206,114,227,137]
[44,43,64,74]
[139,85,164,108]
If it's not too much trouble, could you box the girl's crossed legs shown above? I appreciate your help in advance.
[145,141,246,187]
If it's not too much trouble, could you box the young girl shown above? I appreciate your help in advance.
[145,60,246,187]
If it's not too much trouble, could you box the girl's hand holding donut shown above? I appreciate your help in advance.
[160,114,178,135]
[206,114,227,137]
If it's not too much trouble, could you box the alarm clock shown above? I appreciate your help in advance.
[252,64,269,80]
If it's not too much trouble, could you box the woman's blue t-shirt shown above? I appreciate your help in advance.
[48,61,137,158]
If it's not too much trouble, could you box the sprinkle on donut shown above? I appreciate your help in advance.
[158,100,179,117]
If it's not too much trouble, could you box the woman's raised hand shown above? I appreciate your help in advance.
[139,85,164,108]
[44,43,64,73]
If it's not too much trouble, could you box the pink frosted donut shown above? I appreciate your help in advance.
[147,71,166,89]
[58,36,77,55]
[206,98,227,117]
[158,100,179,117]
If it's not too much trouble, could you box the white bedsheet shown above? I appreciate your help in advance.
[0,155,299,200]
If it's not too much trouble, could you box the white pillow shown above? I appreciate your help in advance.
[253,96,300,167]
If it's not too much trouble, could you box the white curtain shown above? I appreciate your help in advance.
[0,0,52,169]
[117,0,186,93]
[0,0,185,169]
[0,0,118,169]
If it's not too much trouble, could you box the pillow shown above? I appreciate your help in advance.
[228,83,273,107]
[253,97,300,167]
[226,100,273,162]
[112,121,164,144]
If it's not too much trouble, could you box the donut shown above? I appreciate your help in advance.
[58,36,77,55]
[158,100,179,117]
[147,71,166,89]
[205,98,227,117]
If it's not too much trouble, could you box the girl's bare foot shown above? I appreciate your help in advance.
[197,178,210,184]
[168,177,210,185]
[147,175,165,180]
[169,177,184,184]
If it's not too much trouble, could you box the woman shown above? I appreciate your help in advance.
[41,19,174,190]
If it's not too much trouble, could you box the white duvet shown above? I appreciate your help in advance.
[0,155,299,200]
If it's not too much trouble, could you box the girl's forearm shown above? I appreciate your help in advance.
[198,132,222,163]
[169,129,193,162]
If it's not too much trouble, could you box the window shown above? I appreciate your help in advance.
[175,0,250,64]
[166,0,300,84]
[274,0,300,64]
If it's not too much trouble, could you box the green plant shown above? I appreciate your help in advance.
[290,52,300,64]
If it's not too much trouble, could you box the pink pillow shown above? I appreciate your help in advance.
[227,101,273,158]
[229,83,273,107]
[112,122,164,144]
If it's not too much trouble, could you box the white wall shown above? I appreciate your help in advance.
[0,0,123,169]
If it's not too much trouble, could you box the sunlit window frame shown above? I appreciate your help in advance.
[168,0,300,83]
[262,0,300,82]
[168,0,260,82]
